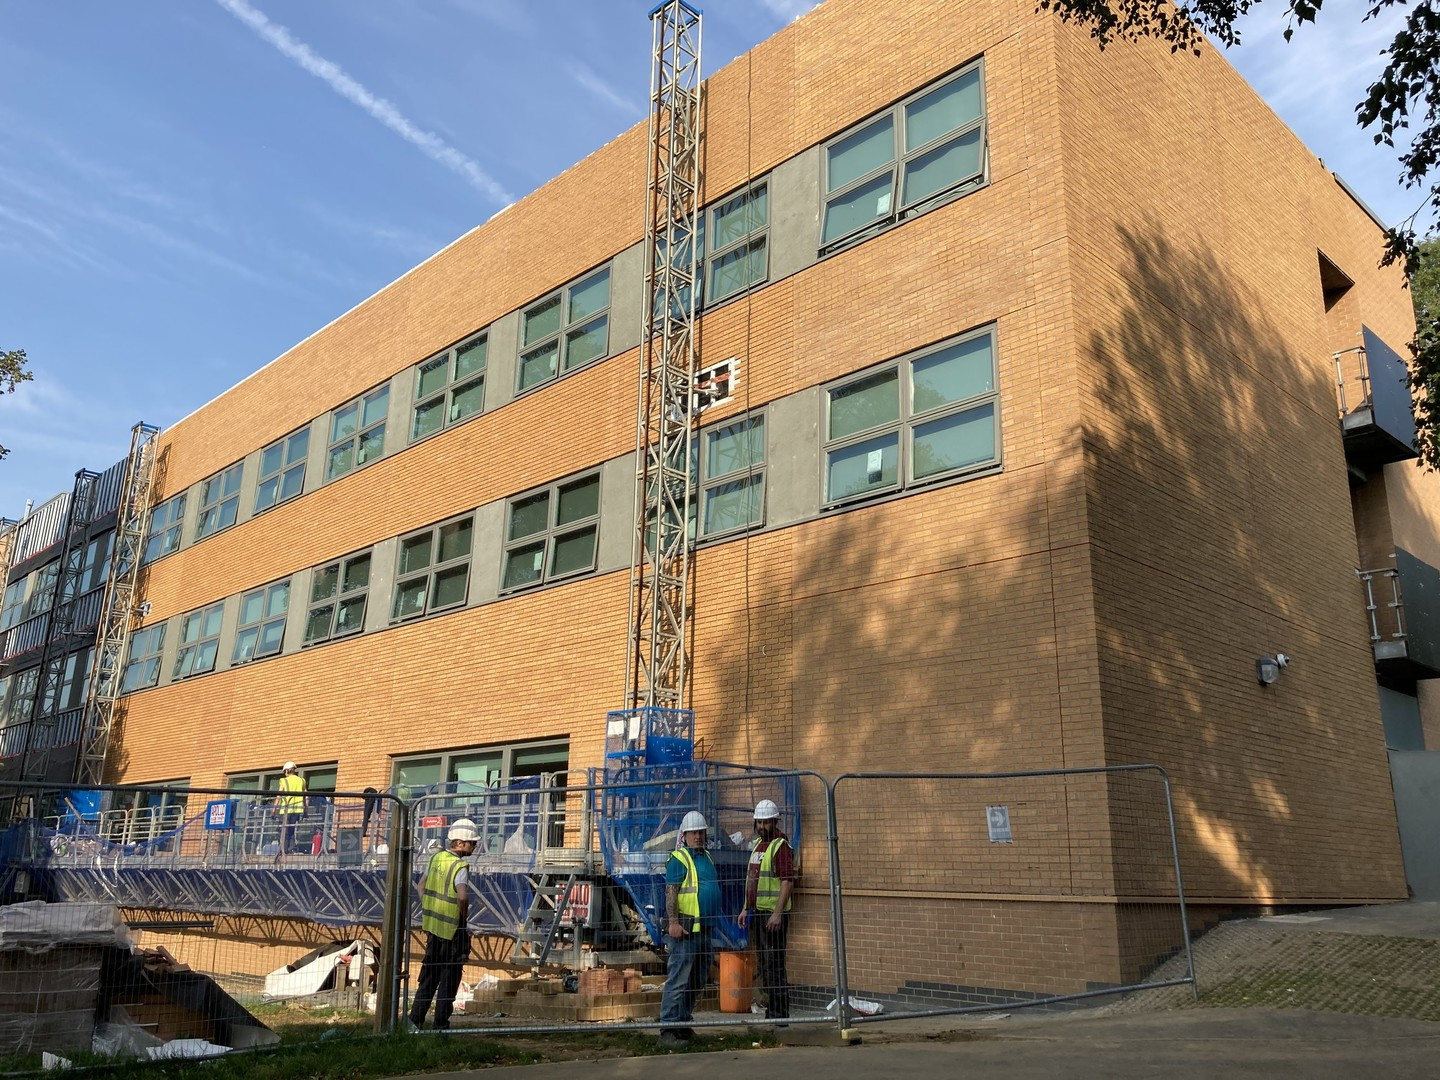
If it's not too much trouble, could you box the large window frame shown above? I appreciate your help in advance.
[232,579,290,664]
[304,549,372,645]
[517,267,612,393]
[821,61,987,252]
[79,532,111,594]
[143,495,186,565]
[822,326,1001,508]
[195,463,243,540]
[326,384,390,482]
[411,334,488,442]
[391,514,475,622]
[501,470,602,592]
[699,412,767,538]
[706,183,770,305]
[173,601,225,679]
[121,624,166,693]
[254,428,310,514]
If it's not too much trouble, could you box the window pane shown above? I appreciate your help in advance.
[563,317,608,370]
[450,376,485,422]
[710,240,764,302]
[260,444,283,477]
[905,69,982,152]
[452,752,502,787]
[416,356,449,399]
[311,565,339,603]
[233,627,259,662]
[523,295,562,345]
[713,188,766,249]
[557,476,600,525]
[342,555,370,593]
[519,342,559,390]
[258,619,285,655]
[335,596,366,634]
[412,397,445,440]
[326,444,354,481]
[708,418,764,476]
[829,368,899,440]
[509,493,549,541]
[203,605,224,636]
[357,424,385,465]
[304,605,334,643]
[279,463,305,501]
[395,758,442,793]
[331,403,358,443]
[902,127,983,208]
[392,578,427,619]
[219,498,238,530]
[913,402,996,479]
[431,565,469,609]
[399,533,433,574]
[265,584,289,618]
[286,430,309,464]
[361,388,390,428]
[704,475,763,534]
[828,115,894,190]
[255,477,280,512]
[912,335,995,412]
[456,338,487,378]
[437,518,474,563]
[503,541,546,589]
[239,591,264,625]
[197,640,218,673]
[569,269,610,322]
[513,743,569,773]
[551,526,598,577]
[826,432,900,501]
[222,466,243,497]
[823,172,895,245]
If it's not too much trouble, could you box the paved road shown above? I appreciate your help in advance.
[417,1008,1440,1079]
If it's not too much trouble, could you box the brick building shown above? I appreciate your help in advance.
[1,0,1431,996]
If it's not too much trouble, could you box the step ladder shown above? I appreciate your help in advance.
[510,872,578,968]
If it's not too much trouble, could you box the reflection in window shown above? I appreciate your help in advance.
[392,516,475,620]
[233,580,290,663]
[327,385,390,482]
[502,472,601,591]
[700,414,766,537]
[255,428,310,513]
[412,334,487,441]
[196,464,244,540]
[518,268,612,392]
[121,624,167,693]
[305,551,372,644]
[173,602,225,678]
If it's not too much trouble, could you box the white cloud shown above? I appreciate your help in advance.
[214,0,515,207]
[758,0,821,23]
[568,62,642,116]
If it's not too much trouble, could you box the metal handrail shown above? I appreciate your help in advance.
[1335,344,1370,418]
[1357,564,1404,643]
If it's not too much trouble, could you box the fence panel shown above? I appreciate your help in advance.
[829,766,1194,1024]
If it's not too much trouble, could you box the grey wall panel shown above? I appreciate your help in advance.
[764,388,821,527]
[598,453,637,574]
[364,538,400,634]
[469,499,506,606]
[486,311,521,412]
[1389,750,1440,899]
[609,244,646,359]
[768,148,821,283]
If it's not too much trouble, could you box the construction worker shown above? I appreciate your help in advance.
[739,798,795,1020]
[276,762,306,856]
[410,818,478,1031]
[659,810,720,1047]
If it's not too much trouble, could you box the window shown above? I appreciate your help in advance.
[327,385,390,482]
[121,624,166,693]
[4,668,37,725]
[392,516,474,620]
[173,602,224,679]
[79,533,111,593]
[412,335,487,441]
[107,782,190,842]
[40,647,91,716]
[502,471,601,591]
[700,414,766,537]
[517,268,611,392]
[229,763,337,795]
[304,551,371,644]
[196,463,243,540]
[233,580,290,663]
[823,327,1000,506]
[255,428,310,513]
[707,185,769,303]
[22,562,59,620]
[1,579,25,630]
[143,495,186,564]
[822,63,986,250]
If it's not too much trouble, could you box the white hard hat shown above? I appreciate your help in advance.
[754,799,780,821]
[283,761,297,772]
[447,818,479,843]
[679,811,708,833]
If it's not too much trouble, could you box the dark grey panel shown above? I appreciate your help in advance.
[1362,326,1417,454]
[1397,547,1440,674]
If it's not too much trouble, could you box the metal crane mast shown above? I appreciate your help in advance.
[76,421,160,789]
[625,0,703,711]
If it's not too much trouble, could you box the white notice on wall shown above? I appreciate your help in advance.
[876,191,892,215]
[866,448,884,482]
[986,805,1013,844]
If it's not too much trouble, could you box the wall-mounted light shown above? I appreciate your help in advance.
[1256,653,1290,685]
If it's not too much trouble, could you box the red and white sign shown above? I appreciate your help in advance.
[420,816,444,828]
[559,883,592,925]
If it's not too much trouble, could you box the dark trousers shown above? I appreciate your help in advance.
[279,813,303,853]
[753,912,789,1019]
[411,929,471,1029]
[660,929,712,1028]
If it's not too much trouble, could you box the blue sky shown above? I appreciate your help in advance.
[0,0,1424,519]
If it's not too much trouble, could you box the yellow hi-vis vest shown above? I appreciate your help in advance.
[421,850,465,939]
[753,837,792,913]
[671,847,702,933]
[277,774,305,815]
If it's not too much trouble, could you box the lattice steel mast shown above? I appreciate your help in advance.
[625,0,703,711]
[76,421,159,788]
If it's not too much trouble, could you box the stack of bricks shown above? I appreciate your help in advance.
[0,945,106,1055]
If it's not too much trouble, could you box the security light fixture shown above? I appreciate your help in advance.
[1257,656,1285,685]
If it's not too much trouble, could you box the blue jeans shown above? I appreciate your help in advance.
[660,929,711,1026]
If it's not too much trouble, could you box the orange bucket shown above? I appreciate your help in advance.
[718,950,756,1013]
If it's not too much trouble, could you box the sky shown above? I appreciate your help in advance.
[0,0,1426,520]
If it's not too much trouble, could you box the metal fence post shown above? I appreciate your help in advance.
[375,796,412,1033]
[825,777,855,1037]
[1157,768,1198,999]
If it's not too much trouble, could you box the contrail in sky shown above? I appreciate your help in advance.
[214,0,514,207]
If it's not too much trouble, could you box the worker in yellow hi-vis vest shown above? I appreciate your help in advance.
[659,811,720,1047]
[275,762,306,857]
[409,818,478,1031]
[739,799,795,1021]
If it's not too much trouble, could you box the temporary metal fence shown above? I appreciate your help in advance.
[0,764,1195,1065]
